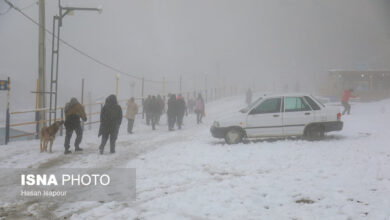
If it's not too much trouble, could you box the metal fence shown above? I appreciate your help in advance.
[3,86,238,145]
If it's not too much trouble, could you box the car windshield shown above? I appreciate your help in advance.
[240,97,263,113]
[312,96,326,107]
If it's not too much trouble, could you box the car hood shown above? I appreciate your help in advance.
[214,111,247,127]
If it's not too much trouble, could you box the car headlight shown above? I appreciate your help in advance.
[213,121,220,127]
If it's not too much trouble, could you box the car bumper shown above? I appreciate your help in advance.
[323,121,343,132]
[210,126,228,139]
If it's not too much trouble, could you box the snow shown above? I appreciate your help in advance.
[0,95,390,219]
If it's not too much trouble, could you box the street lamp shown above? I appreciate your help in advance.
[48,0,102,125]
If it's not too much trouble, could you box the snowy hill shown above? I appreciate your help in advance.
[0,96,390,219]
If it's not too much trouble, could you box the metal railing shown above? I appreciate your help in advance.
[3,87,238,145]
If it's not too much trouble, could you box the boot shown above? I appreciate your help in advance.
[75,147,83,152]
[64,150,72,155]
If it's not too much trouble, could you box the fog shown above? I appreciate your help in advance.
[1,0,390,110]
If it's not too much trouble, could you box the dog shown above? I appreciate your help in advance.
[40,120,64,153]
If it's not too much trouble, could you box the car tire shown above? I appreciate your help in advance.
[305,125,325,141]
[225,128,243,144]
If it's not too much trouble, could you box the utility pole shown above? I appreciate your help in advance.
[179,75,182,94]
[38,0,46,129]
[162,76,166,96]
[205,74,208,103]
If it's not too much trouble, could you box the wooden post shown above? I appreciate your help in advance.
[179,75,182,94]
[141,78,145,119]
[60,108,63,136]
[162,76,166,97]
[35,79,40,139]
[5,77,10,144]
[115,75,119,98]
[88,92,92,130]
[81,78,84,104]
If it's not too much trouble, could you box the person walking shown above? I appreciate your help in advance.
[98,95,123,154]
[341,88,356,115]
[144,95,152,125]
[125,97,138,134]
[176,94,186,129]
[157,95,164,124]
[194,94,205,124]
[64,98,87,154]
[150,96,160,130]
[187,97,195,114]
[167,94,177,131]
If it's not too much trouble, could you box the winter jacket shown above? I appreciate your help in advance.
[143,97,152,114]
[149,97,161,115]
[157,96,164,114]
[194,98,204,112]
[176,97,186,117]
[341,90,355,102]
[99,95,123,137]
[125,100,138,120]
[64,98,87,130]
[167,95,177,117]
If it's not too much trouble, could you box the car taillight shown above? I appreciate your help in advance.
[337,113,341,120]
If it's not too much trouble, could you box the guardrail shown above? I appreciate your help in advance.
[4,100,130,144]
[3,87,238,145]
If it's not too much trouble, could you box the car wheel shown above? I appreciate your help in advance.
[225,128,243,144]
[305,125,325,141]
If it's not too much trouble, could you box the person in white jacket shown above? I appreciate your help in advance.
[125,97,139,134]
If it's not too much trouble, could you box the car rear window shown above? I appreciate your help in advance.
[304,96,321,110]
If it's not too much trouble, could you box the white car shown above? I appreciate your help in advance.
[211,93,343,144]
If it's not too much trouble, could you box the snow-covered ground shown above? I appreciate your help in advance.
[1,96,390,219]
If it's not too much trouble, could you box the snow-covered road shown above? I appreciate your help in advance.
[1,96,390,219]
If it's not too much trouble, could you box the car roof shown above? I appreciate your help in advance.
[256,93,312,98]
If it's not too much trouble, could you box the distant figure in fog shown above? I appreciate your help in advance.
[149,96,160,130]
[157,95,164,124]
[144,95,152,125]
[167,94,177,131]
[125,97,138,134]
[64,97,87,154]
[187,97,195,114]
[246,88,252,106]
[176,94,186,129]
[341,88,356,115]
[194,94,205,124]
[99,95,122,154]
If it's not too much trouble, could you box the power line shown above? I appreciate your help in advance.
[0,5,11,15]
[3,0,177,84]
[19,1,38,11]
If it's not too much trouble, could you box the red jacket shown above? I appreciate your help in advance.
[341,90,355,102]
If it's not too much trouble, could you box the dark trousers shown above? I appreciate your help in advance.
[168,115,176,130]
[196,111,203,124]
[99,132,117,153]
[177,114,184,129]
[127,119,134,133]
[151,113,159,130]
[64,125,83,151]
[146,113,151,125]
[342,101,351,115]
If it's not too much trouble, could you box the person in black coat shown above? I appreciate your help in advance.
[167,94,177,131]
[176,94,186,129]
[98,95,122,154]
[149,96,160,130]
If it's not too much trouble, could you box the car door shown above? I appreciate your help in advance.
[283,96,314,135]
[245,97,283,137]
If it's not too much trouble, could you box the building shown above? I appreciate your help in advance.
[327,70,390,101]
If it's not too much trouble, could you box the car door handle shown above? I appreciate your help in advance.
[273,114,279,117]
[305,112,311,115]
